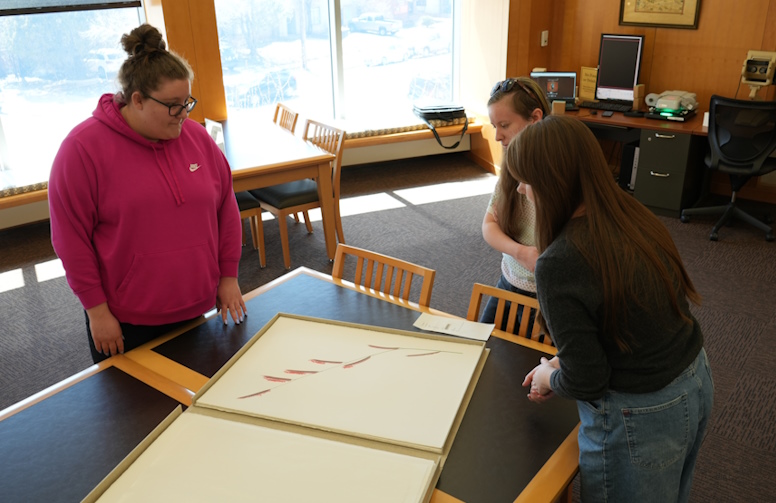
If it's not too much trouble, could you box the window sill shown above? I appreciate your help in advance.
[343,117,481,149]
[0,183,48,210]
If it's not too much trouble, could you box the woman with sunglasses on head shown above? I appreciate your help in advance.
[49,24,246,363]
[480,77,549,330]
[516,116,713,502]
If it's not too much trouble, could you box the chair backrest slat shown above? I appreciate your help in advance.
[400,271,412,300]
[354,256,365,287]
[369,260,380,290]
[332,244,436,308]
[505,299,519,333]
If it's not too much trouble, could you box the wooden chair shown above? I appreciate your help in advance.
[235,191,266,268]
[466,282,551,346]
[298,118,347,243]
[251,119,346,269]
[331,244,435,308]
[272,103,302,223]
[273,102,299,133]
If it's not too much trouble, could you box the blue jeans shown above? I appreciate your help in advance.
[576,348,714,503]
[479,275,538,334]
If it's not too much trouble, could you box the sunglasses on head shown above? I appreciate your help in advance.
[491,78,539,101]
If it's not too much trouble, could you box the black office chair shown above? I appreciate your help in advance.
[681,95,776,241]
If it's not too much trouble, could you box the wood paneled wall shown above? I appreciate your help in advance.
[508,0,776,202]
[514,0,776,107]
[157,0,227,122]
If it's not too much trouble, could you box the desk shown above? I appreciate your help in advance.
[0,268,580,503]
[220,116,338,261]
[575,109,708,217]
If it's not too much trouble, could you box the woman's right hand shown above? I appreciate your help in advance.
[513,244,539,273]
[483,211,539,272]
[87,303,124,357]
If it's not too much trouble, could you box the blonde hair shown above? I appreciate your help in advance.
[489,76,549,240]
[488,76,550,118]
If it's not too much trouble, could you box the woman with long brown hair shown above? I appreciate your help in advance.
[515,115,713,502]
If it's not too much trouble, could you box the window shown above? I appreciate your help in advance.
[0,4,144,191]
[213,0,454,125]
[214,1,334,120]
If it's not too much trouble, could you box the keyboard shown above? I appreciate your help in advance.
[579,100,633,112]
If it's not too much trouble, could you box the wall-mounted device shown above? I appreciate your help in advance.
[741,50,776,99]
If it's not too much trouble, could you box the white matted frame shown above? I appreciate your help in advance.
[195,313,488,454]
[87,407,440,503]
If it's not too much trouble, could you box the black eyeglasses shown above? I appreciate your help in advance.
[145,95,198,116]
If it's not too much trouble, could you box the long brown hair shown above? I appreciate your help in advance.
[489,77,550,240]
[117,24,193,102]
[506,115,701,351]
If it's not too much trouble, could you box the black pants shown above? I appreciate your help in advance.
[85,311,201,363]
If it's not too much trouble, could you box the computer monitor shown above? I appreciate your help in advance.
[594,34,644,102]
[529,71,577,105]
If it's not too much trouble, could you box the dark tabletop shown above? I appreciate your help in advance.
[0,366,180,503]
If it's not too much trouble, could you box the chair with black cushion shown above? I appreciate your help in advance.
[271,103,305,223]
[235,191,266,268]
[680,95,776,241]
[251,119,346,269]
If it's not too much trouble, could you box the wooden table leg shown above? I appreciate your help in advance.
[316,160,337,260]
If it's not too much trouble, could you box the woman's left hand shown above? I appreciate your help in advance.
[216,276,247,325]
[522,356,559,403]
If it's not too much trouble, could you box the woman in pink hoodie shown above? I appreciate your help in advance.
[49,24,245,362]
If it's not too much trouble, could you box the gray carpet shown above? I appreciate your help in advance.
[1,152,775,502]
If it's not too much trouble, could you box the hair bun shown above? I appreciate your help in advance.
[121,24,167,58]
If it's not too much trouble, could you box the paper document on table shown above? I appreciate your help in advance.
[413,313,494,341]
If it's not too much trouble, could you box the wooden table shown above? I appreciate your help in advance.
[574,107,705,133]
[0,268,579,503]
[125,267,580,503]
[221,115,338,260]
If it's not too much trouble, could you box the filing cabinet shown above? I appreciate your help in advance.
[633,128,705,217]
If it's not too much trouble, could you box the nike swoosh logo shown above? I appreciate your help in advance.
[189,163,200,172]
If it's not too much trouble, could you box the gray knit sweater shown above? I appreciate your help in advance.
[537,218,703,401]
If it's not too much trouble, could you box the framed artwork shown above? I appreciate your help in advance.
[195,315,487,453]
[619,0,701,29]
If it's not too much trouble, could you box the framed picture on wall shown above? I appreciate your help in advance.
[619,0,701,29]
